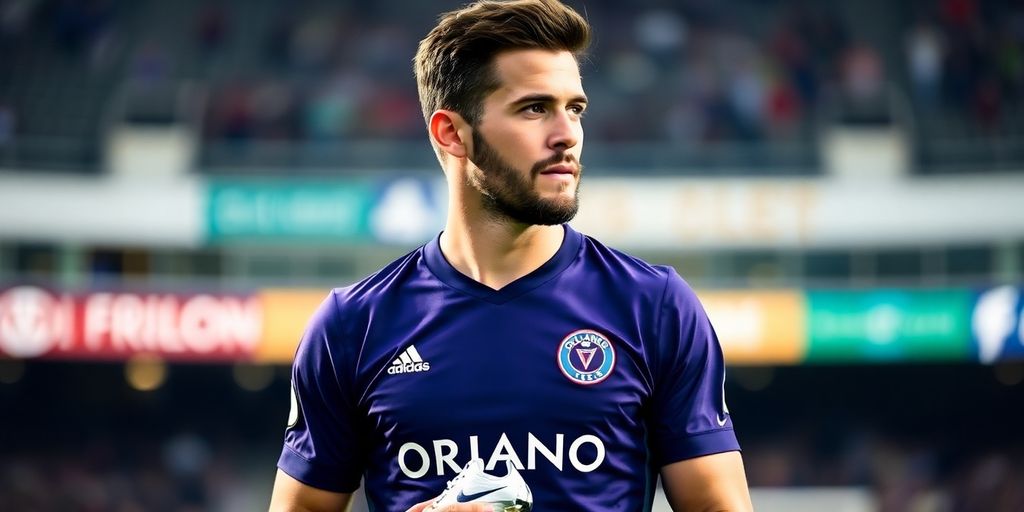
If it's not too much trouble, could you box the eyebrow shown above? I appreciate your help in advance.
[508,93,589,108]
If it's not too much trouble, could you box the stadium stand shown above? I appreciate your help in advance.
[2,0,1023,174]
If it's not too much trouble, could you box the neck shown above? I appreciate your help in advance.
[439,210,565,291]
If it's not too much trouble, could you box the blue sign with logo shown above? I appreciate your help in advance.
[971,286,1024,363]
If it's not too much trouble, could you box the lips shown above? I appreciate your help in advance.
[540,164,577,176]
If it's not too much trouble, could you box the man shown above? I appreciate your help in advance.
[270,1,753,510]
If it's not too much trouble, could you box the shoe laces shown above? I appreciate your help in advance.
[434,469,471,503]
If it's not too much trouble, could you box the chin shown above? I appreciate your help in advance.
[539,183,577,197]
[544,198,578,213]
[538,193,575,206]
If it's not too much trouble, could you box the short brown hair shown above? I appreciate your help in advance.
[413,0,591,126]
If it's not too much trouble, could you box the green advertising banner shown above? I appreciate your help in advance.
[206,180,375,242]
[806,289,972,363]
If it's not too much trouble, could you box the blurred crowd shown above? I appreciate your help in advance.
[905,0,1024,133]
[196,0,851,144]
[746,431,1024,512]
[169,0,1024,145]
[1,0,1023,150]
[1,433,271,512]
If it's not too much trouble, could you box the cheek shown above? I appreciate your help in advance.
[496,135,539,166]
[503,131,538,155]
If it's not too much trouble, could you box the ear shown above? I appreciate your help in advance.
[429,110,469,159]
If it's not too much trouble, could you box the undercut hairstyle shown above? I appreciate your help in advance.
[414,0,591,127]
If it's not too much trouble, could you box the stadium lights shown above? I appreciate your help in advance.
[125,354,167,391]
[232,363,275,392]
[994,364,1024,387]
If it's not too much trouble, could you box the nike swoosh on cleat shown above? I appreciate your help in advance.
[457,486,506,502]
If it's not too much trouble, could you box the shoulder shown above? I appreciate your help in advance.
[575,231,707,322]
[295,245,429,369]
[332,245,428,312]
[305,245,429,336]
[577,231,682,295]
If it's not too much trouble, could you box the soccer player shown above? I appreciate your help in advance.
[269,0,753,510]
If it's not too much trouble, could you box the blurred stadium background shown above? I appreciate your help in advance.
[1,0,1023,510]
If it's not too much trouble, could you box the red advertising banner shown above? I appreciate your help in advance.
[0,285,262,362]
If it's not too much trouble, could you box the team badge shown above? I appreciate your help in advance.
[557,329,615,385]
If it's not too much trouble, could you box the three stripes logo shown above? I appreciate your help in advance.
[388,345,431,375]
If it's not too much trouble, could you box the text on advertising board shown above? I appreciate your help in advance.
[0,286,262,361]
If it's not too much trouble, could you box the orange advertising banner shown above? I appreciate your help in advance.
[255,289,329,363]
[698,290,806,365]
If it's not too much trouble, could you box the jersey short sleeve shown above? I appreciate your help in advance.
[277,290,366,493]
[647,268,740,466]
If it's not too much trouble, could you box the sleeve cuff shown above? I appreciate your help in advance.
[277,445,362,494]
[655,428,742,467]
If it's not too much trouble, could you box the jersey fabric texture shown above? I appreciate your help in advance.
[278,225,739,511]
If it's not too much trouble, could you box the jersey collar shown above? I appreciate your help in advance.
[423,224,583,304]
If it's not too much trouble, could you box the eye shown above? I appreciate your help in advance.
[569,104,587,116]
[523,103,546,115]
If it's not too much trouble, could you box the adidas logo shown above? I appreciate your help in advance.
[388,345,431,375]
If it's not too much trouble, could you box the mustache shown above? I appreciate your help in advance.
[531,153,583,177]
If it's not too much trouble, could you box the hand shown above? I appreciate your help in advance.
[405,499,492,512]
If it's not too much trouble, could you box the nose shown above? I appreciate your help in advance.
[547,110,581,152]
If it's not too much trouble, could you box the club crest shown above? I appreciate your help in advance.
[557,329,615,385]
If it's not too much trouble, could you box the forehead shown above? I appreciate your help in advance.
[489,49,584,101]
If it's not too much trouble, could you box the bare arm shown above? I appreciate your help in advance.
[661,451,753,512]
[269,469,352,512]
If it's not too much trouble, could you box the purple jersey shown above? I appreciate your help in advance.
[278,225,739,511]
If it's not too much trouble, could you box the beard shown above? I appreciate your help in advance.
[468,129,582,226]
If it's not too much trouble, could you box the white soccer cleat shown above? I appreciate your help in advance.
[426,458,533,512]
